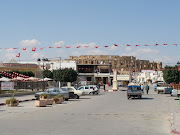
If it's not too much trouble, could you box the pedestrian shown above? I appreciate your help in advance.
[98,82,101,89]
[104,84,106,91]
[141,84,144,93]
[146,84,149,94]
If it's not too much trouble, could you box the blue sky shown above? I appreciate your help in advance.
[0,0,179,66]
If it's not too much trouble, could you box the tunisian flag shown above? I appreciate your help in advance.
[127,44,131,46]
[135,45,140,46]
[114,44,118,46]
[32,47,36,51]
[23,48,27,50]
[104,46,109,47]
[16,53,20,57]
[163,44,167,45]
[95,46,99,48]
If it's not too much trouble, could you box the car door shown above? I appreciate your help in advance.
[52,88,60,97]
[84,86,90,94]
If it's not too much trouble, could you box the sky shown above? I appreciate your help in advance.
[0,0,179,67]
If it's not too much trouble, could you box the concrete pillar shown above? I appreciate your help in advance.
[112,69,118,91]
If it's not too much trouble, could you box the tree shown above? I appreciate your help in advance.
[53,69,63,82]
[43,69,53,78]
[163,65,179,84]
[62,68,78,82]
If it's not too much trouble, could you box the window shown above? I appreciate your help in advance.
[85,86,89,89]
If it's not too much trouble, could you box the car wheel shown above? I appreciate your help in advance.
[65,98,69,101]
[76,95,79,99]
[89,92,93,96]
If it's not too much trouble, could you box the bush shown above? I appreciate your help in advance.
[53,96,60,102]
[56,95,64,98]
[6,98,17,105]
[40,94,49,99]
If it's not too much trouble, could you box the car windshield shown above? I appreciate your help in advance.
[61,88,68,91]
[78,87,84,90]
[46,88,54,93]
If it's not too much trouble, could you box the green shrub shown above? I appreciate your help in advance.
[40,94,49,99]
[53,96,60,102]
[6,98,17,105]
[56,95,64,98]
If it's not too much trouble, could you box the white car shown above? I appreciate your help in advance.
[77,86,96,95]
[88,85,100,94]
[171,89,177,96]
[61,86,83,99]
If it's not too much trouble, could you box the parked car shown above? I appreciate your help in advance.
[164,88,173,94]
[35,87,69,101]
[77,85,98,95]
[88,85,100,94]
[61,86,83,99]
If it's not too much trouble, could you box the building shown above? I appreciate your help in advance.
[69,55,162,85]
[0,59,42,78]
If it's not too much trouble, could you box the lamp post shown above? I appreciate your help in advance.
[37,58,49,91]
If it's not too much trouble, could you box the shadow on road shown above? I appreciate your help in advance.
[68,99,81,101]
[79,98,91,99]
[130,97,154,100]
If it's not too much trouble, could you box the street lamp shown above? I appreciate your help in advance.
[37,58,49,91]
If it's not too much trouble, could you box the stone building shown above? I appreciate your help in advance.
[68,55,162,86]
[69,55,162,72]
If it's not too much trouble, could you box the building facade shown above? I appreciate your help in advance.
[69,55,162,85]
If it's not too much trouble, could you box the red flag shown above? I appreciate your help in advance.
[76,46,81,48]
[155,44,158,46]
[95,46,99,48]
[84,46,89,48]
[135,45,140,46]
[13,48,18,49]
[22,48,27,50]
[66,46,71,48]
[57,46,62,48]
[16,53,20,57]
[114,44,118,46]
[127,44,131,46]
[173,44,177,46]
[104,46,108,47]
[32,47,36,51]
[40,47,45,50]
[163,44,167,45]
[49,46,53,48]
[145,44,149,46]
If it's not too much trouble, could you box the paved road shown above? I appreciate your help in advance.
[0,86,178,135]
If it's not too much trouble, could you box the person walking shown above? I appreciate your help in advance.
[146,84,150,94]
[141,84,144,93]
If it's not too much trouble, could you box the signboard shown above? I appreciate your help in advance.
[178,66,180,71]
[1,82,14,90]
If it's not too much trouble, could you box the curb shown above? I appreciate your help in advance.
[170,112,180,134]
[105,90,118,92]
[0,98,36,106]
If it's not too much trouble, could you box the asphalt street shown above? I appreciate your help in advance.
[0,86,178,135]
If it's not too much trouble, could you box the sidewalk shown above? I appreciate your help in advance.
[170,112,180,134]
[0,94,35,105]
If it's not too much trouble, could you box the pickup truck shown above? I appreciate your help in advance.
[157,84,169,94]
[127,85,142,99]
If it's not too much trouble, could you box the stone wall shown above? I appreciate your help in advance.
[69,55,162,71]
